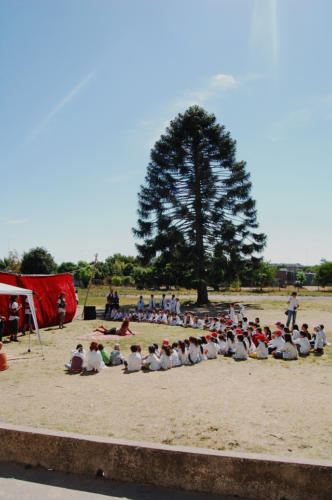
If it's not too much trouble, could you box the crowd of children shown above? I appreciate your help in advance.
[65,302,328,373]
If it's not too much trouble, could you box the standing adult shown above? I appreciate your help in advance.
[104,288,114,318]
[0,313,6,342]
[170,294,176,314]
[23,296,34,336]
[159,294,166,311]
[113,291,120,310]
[9,295,21,342]
[175,297,181,315]
[286,292,299,328]
[57,292,66,329]
[148,294,156,312]
[137,295,145,312]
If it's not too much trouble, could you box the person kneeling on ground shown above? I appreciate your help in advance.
[64,344,86,372]
[83,341,105,372]
[109,344,124,365]
[0,342,9,371]
[274,334,298,360]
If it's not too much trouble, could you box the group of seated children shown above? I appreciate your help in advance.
[65,312,328,373]
[124,319,328,371]
[65,342,124,373]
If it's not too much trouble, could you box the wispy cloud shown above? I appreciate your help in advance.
[138,72,264,150]
[250,0,278,64]
[25,69,96,144]
[6,219,26,225]
[210,73,237,89]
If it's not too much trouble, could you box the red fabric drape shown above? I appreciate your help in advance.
[0,272,77,334]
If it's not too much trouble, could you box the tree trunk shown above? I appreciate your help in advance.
[196,281,209,305]
[192,144,209,306]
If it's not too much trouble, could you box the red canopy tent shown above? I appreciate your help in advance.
[0,272,76,333]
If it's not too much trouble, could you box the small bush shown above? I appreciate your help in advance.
[111,276,122,286]
[122,276,131,286]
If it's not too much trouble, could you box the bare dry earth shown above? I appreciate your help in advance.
[1,301,332,461]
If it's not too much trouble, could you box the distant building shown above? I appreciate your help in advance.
[272,263,315,286]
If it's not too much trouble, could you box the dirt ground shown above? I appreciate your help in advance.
[1,297,332,461]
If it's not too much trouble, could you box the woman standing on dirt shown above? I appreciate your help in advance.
[9,295,21,342]
[57,292,66,329]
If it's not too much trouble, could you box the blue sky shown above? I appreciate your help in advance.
[1,0,331,266]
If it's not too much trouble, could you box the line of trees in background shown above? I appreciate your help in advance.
[1,247,331,290]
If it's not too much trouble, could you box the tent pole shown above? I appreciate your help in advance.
[82,254,98,318]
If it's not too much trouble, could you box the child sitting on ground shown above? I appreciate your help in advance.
[273,333,298,360]
[160,345,172,370]
[83,341,105,372]
[98,343,110,365]
[64,344,86,372]
[142,345,161,371]
[294,331,310,356]
[233,334,248,361]
[109,344,123,365]
[0,342,9,371]
[125,345,142,372]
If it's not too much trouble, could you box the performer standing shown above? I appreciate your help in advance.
[57,292,66,329]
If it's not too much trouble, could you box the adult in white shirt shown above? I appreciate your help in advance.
[137,296,145,312]
[286,292,299,328]
[175,298,181,314]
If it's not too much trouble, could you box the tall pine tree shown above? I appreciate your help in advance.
[133,106,266,304]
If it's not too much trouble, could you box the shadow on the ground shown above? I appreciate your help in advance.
[0,462,235,500]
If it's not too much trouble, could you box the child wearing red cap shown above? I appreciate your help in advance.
[268,330,285,354]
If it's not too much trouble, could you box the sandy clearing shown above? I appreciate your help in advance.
[1,301,332,461]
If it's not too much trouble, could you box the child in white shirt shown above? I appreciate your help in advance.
[160,345,172,370]
[143,345,161,371]
[233,335,248,360]
[205,335,218,359]
[274,334,298,360]
[294,332,310,356]
[170,343,181,367]
[177,341,190,365]
[126,345,142,372]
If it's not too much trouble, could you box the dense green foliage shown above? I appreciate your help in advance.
[20,247,57,274]
[315,261,332,287]
[133,106,266,303]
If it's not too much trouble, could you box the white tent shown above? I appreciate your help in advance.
[0,282,43,353]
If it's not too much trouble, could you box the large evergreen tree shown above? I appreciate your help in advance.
[133,106,266,304]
